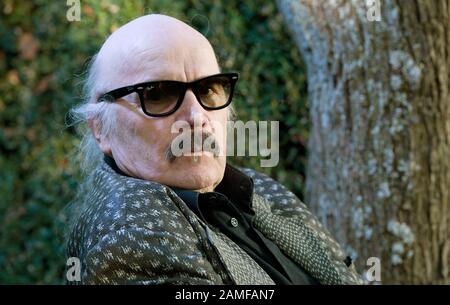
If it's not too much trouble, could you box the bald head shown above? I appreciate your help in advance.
[94,14,220,96]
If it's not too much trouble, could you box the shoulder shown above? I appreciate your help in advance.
[239,167,309,212]
[90,161,177,228]
[68,161,191,257]
[239,166,328,237]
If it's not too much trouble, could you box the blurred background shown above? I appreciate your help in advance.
[0,0,309,284]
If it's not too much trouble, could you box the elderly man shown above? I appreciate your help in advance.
[67,14,362,285]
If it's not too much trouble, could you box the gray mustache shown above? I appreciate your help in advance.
[165,131,220,162]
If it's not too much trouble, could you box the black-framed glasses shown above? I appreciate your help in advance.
[98,72,239,117]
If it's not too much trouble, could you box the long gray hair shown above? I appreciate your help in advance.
[69,54,117,176]
[64,54,116,241]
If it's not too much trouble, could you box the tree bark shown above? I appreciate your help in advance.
[277,0,449,284]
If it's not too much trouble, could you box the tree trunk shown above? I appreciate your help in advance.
[276,0,449,284]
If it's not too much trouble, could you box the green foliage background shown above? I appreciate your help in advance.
[0,0,308,284]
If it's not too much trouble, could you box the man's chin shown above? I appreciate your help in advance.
[167,154,225,191]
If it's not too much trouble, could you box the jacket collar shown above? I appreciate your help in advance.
[103,154,255,212]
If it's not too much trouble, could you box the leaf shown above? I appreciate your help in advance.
[18,33,39,61]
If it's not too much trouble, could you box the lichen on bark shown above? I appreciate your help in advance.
[277,0,450,284]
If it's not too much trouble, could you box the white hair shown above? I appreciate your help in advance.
[64,54,120,241]
[68,53,118,177]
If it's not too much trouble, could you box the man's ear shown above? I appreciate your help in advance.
[88,118,112,156]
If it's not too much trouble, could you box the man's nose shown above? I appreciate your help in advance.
[175,89,208,129]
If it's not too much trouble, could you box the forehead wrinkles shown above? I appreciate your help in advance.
[96,39,166,87]
[96,20,218,91]
[99,42,218,89]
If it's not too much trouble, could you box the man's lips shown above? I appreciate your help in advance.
[166,131,220,162]
[177,134,218,153]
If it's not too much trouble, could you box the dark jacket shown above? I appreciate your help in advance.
[66,160,364,284]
